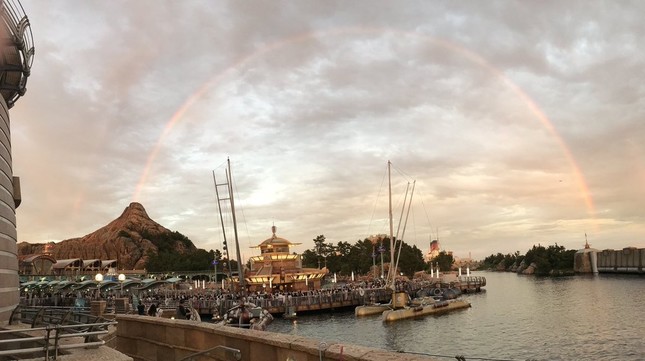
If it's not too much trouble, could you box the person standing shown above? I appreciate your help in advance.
[148,303,157,317]
[176,299,191,320]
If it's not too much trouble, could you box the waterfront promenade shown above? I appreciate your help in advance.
[20,276,486,318]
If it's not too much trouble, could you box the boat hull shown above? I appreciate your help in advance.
[355,304,391,317]
[382,300,471,322]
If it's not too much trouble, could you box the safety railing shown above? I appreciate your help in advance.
[177,345,242,361]
[2,305,117,360]
[0,320,116,360]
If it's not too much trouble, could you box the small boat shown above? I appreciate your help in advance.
[357,162,473,322]
[355,161,416,318]
[355,302,392,317]
[219,301,274,331]
[382,297,471,322]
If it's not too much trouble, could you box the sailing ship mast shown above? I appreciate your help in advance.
[213,170,233,286]
[387,160,395,290]
[213,158,246,293]
[385,161,415,291]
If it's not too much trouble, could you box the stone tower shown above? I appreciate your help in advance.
[0,0,34,324]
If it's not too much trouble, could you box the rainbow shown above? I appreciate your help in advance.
[132,27,595,217]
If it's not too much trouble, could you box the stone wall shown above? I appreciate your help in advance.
[573,250,594,273]
[597,248,644,273]
[575,247,645,274]
[115,315,437,361]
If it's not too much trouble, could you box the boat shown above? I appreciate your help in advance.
[355,303,392,317]
[355,285,393,316]
[355,161,473,322]
[218,299,274,331]
[382,295,471,322]
[355,161,414,317]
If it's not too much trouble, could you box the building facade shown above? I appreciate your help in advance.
[0,0,34,324]
[245,226,327,292]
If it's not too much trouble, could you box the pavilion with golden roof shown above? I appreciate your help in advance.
[245,226,327,292]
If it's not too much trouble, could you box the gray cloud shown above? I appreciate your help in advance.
[12,0,645,260]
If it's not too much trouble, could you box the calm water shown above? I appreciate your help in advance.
[269,272,645,361]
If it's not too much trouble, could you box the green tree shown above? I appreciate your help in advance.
[344,238,375,275]
[432,251,454,272]
[396,243,425,277]
[301,249,318,268]
[313,235,327,269]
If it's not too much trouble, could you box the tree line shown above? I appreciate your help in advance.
[142,230,576,279]
[480,243,576,276]
[299,235,437,278]
[144,232,449,278]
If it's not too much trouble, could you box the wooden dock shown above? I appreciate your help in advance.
[190,276,486,317]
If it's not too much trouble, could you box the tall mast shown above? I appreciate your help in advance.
[388,160,394,289]
[213,170,233,286]
[394,180,415,276]
[227,158,246,293]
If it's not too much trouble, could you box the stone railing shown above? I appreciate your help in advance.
[115,315,437,361]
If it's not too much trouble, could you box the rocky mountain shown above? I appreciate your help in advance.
[17,202,197,269]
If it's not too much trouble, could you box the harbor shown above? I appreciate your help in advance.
[9,271,643,361]
[269,271,645,360]
[16,275,486,318]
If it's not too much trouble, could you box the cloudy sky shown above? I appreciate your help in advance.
[12,0,645,260]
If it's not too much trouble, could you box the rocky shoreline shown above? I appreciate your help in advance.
[490,259,575,276]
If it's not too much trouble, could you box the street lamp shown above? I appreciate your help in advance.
[379,244,385,279]
[95,273,104,299]
[118,273,126,296]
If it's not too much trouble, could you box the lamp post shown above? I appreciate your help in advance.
[379,243,385,279]
[118,273,126,297]
[94,273,104,300]
[212,259,218,288]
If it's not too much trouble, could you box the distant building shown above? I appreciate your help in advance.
[425,239,441,262]
[18,254,56,275]
[245,226,327,292]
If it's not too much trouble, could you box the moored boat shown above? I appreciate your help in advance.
[219,298,274,331]
[382,298,471,322]
[355,302,392,317]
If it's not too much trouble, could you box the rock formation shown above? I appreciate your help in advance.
[521,262,537,275]
[17,202,196,269]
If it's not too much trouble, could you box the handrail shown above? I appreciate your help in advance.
[0,320,116,360]
[177,345,242,361]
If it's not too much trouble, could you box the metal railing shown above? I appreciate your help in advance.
[1,305,117,360]
[177,345,242,361]
[0,321,115,360]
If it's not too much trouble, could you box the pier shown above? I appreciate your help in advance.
[190,277,486,317]
[18,276,486,318]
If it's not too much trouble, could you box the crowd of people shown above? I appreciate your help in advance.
[19,276,463,316]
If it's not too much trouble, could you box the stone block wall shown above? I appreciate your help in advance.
[115,315,437,361]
